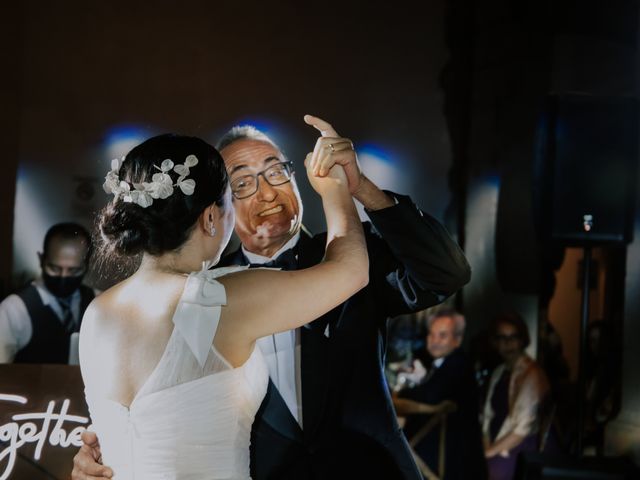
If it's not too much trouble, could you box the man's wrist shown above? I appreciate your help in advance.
[353,175,395,211]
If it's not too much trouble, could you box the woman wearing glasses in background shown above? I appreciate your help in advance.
[481,311,550,480]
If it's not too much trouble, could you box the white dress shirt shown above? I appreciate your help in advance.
[242,233,303,426]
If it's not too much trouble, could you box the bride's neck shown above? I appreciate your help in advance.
[138,249,202,276]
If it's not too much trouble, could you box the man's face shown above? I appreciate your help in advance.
[220,139,302,255]
[427,316,461,359]
[39,237,89,278]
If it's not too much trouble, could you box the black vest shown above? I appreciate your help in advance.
[13,284,95,364]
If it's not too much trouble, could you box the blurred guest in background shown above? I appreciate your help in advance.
[482,311,550,480]
[395,309,487,480]
[0,222,96,363]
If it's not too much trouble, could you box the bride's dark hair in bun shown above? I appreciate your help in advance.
[97,134,228,260]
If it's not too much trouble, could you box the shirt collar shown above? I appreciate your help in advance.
[242,232,300,265]
[433,357,445,368]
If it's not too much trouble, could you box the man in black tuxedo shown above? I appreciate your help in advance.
[72,115,470,480]
[397,309,487,480]
[216,115,470,480]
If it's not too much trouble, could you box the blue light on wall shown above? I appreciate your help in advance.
[357,143,403,189]
[103,125,153,161]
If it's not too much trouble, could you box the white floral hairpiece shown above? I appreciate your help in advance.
[102,154,199,208]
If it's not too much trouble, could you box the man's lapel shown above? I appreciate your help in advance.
[219,231,335,442]
[297,230,336,442]
[258,380,303,441]
[300,325,331,442]
[218,246,304,439]
[296,227,323,269]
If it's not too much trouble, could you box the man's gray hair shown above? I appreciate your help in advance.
[215,125,282,153]
[427,308,466,338]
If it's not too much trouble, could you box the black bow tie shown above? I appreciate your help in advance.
[249,248,298,271]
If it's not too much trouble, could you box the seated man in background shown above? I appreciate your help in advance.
[394,308,487,479]
[0,222,96,363]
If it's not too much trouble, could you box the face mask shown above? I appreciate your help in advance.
[42,272,85,298]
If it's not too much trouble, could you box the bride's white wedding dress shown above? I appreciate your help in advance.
[83,267,269,480]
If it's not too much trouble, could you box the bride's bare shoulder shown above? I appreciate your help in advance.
[81,279,131,335]
[83,273,186,333]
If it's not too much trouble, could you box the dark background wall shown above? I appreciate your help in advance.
[1,0,456,290]
[450,0,639,461]
[0,3,23,297]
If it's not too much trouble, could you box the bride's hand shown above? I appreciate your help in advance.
[303,114,362,194]
[304,116,350,198]
[305,151,349,197]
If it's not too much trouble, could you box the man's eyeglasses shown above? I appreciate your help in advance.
[230,161,294,199]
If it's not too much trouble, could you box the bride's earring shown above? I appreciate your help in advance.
[208,213,216,237]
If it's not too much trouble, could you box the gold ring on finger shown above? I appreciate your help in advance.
[328,143,335,153]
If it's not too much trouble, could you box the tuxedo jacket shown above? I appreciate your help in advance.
[218,193,471,480]
[400,348,488,480]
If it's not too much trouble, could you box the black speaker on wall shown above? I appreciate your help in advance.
[534,93,639,245]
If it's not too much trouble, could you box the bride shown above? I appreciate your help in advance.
[79,130,367,479]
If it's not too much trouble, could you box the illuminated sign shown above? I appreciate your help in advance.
[0,365,89,480]
[0,394,88,480]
